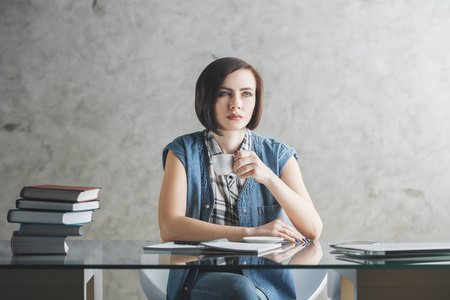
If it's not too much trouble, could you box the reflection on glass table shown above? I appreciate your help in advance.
[140,240,327,300]
[2,240,450,300]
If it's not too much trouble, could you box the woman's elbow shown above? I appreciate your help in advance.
[159,228,170,242]
[306,220,323,241]
[307,231,321,241]
[159,221,176,241]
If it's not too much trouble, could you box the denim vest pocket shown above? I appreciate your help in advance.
[257,204,282,226]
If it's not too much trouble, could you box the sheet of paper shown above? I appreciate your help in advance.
[143,242,198,251]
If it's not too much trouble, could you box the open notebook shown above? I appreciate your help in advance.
[144,238,282,255]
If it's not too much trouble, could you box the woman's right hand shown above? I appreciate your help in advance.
[253,219,306,243]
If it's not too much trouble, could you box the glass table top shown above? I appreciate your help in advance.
[1,240,450,270]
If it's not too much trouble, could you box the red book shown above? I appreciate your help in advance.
[20,185,101,203]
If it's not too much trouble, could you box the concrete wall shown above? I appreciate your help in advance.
[1,1,450,298]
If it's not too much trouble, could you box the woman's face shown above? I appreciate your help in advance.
[214,68,256,133]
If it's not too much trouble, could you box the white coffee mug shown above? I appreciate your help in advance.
[212,154,234,175]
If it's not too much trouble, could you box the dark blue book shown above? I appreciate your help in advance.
[19,223,83,237]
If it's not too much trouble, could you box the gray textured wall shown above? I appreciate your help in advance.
[1,1,450,298]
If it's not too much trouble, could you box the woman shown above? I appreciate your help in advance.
[158,57,322,300]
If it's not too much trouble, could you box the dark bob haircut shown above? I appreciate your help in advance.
[195,57,263,135]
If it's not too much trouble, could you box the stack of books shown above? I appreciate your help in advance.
[7,184,101,255]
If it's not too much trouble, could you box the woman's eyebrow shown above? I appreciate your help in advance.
[219,87,233,91]
[219,87,255,91]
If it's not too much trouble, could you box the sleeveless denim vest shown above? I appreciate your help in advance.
[162,130,298,300]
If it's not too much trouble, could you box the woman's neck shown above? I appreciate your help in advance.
[212,129,247,154]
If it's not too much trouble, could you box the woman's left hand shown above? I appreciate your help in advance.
[233,150,274,184]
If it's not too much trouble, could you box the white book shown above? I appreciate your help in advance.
[144,238,282,255]
[16,199,100,212]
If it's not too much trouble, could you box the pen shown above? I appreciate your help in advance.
[174,241,200,245]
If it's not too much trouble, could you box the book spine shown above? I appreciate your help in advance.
[7,210,14,223]
[19,187,27,199]
[10,231,16,254]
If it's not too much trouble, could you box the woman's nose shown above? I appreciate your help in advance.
[229,96,241,110]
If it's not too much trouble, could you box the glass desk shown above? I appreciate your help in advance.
[1,240,450,300]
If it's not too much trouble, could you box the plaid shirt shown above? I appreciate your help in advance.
[204,130,251,226]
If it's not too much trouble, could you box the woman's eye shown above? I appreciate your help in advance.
[218,91,230,97]
[243,92,253,97]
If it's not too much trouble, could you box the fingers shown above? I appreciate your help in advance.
[278,221,309,244]
[233,163,255,178]
[264,219,308,244]
[233,150,252,160]
[280,228,306,244]
[233,151,265,179]
[233,151,254,172]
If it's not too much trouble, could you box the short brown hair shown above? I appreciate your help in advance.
[195,57,263,135]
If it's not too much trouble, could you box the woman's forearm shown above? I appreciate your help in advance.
[159,215,254,242]
[233,152,322,240]
[265,175,322,240]
[263,159,323,240]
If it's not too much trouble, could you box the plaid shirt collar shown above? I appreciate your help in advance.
[205,129,251,156]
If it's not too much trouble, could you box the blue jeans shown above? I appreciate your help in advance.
[190,272,268,300]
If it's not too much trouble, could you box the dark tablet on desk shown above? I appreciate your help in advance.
[331,241,450,257]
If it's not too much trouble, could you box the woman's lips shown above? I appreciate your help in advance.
[227,113,243,120]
